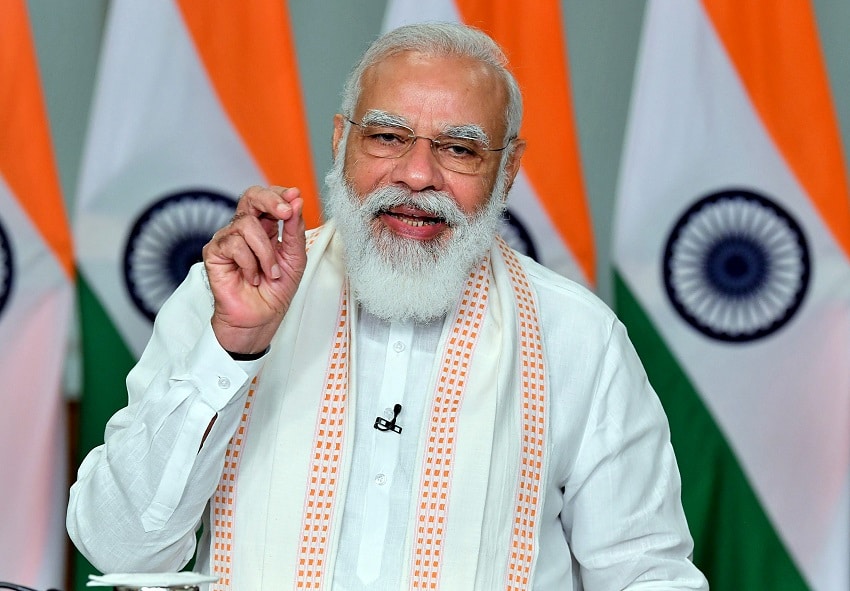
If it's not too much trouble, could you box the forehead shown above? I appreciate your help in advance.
[355,51,508,137]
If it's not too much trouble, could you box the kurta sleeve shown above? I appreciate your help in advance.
[67,263,264,573]
[561,319,708,590]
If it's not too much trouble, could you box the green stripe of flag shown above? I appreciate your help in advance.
[73,273,137,589]
[76,273,136,458]
[614,272,808,590]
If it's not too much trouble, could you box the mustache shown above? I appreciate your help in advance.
[358,186,468,227]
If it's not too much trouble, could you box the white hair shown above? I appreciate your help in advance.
[340,22,523,143]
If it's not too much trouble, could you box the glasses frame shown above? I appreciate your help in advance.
[345,117,513,175]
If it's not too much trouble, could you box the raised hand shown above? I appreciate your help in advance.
[202,185,307,355]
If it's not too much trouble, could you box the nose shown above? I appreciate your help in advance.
[389,136,445,192]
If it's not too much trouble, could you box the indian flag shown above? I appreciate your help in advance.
[613,1,850,589]
[73,0,318,586]
[0,1,74,588]
[382,0,595,286]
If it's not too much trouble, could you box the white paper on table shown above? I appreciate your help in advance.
[87,572,219,587]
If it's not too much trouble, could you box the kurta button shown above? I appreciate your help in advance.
[393,341,405,353]
[375,473,387,486]
[218,376,231,389]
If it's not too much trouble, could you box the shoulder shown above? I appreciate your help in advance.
[507,250,648,399]
[513,250,620,336]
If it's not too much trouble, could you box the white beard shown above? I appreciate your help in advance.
[323,152,509,323]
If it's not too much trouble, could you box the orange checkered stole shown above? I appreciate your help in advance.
[209,223,547,590]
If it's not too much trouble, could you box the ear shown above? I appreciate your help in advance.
[332,114,346,159]
[501,139,527,199]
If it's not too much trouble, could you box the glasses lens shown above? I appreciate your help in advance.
[432,136,485,174]
[358,125,412,158]
[354,122,488,174]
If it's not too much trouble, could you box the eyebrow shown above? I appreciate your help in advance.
[361,109,410,128]
[442,124,490,146]
[360,109,492,146]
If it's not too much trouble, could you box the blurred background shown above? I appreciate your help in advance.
[25,0,850,299]
[3,0,849,589]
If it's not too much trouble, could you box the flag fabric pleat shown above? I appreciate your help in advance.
[0,2,74,588]
[72,2,318,587]
[614,2,850,589]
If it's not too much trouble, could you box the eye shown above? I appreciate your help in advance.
[362,126,410,147]
[437,139,482,160]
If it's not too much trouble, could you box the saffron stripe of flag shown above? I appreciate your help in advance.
[175,1,320,227]
[382,0,595,285]
[613,1,850,589]
[72,2,318,587]
[0,1,74,588]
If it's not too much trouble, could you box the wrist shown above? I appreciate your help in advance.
[225,347,269,361]
[211,318,278,358]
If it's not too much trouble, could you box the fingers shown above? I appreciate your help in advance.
[238,185,302,227]
[279,194,306,243]
[204,227,267,286]
[205,185,305,285]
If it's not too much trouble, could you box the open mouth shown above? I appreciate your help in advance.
[370,200,457,241]
[383,210,445,227]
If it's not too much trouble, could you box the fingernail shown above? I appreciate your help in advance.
[253,273,260,286]
[271,264,282,279]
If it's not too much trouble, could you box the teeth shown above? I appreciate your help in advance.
[402,217,435,227]
[388,211,440,227]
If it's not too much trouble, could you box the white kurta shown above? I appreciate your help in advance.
[67,228,707,590]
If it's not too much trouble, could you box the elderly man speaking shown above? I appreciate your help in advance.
[68,22,708,591]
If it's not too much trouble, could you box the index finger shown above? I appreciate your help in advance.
[237,185,301,223]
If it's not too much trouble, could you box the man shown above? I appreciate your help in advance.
[68,22,708,590]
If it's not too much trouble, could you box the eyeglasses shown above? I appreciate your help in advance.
[345,117,513,175]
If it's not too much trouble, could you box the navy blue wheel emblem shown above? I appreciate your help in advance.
[662,189,810,342]
[0,217,13,318]
[124,190,237,321]
[499,208,540,262]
